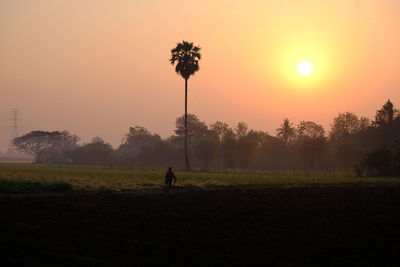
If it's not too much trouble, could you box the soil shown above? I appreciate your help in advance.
[1,184,400,266]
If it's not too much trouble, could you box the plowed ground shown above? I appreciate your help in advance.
[1,185,400,266]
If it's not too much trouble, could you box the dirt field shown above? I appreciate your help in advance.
[1,185,400,266]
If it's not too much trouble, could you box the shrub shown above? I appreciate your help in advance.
[354,145,400,177]
[0,179,72,194]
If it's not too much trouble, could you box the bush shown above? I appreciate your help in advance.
[354,145,400,177]
[0,179,73,194]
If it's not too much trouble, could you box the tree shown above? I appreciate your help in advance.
[220,129,237,168]
[374,99,395,127]
[259,135,288,170]
[13,130,79,163]
[297,121,325,138]
[372,100,400,145]
[276,118,296,145]
[70,138,114,166]
[195,137,219,169]
[236,130,268,169]
[330,112,359,140]
[208,121,231,168]
[355,146,393,177]
[91,136,105,144]
[136,141,182,168]
[117,126,161,157]
[329,112,371,171]
[175,114,208,139]
[209,121,230,141]
[170,41,202,170]
[295,121,326,171]
[234,122,248,139]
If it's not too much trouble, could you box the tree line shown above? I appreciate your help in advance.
[12,99,400,176]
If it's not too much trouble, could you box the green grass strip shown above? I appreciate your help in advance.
[0,179,72,194]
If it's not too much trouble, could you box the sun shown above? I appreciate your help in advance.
[275,42,333,88]
[297,61,313,76]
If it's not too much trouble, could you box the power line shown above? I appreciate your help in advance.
[9,108,22,141]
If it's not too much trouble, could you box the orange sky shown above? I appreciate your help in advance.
[1,0,400,150]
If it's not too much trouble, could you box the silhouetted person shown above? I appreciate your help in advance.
[164,167,177,188]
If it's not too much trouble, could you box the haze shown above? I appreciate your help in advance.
[1,0,400,151]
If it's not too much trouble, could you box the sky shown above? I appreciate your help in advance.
[1,0,400,151]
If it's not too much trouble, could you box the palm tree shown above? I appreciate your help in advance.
[170,41,201,170]
[276,118,295,145]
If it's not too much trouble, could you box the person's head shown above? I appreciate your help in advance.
[168,167,172,171]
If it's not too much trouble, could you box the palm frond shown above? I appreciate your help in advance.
[169,40,202,79]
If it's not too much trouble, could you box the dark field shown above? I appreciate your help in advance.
[1,185,400,266]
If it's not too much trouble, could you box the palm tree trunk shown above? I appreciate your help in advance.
[184,78,191,171]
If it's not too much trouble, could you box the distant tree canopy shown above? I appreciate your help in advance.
[297,121,325,139]
[234,122,249,139]
[117,126,161,157]
[70,138,113,166]
[14,99,400,175]
[276,118,296,145]
[209,121,231,141]
[374,99,396,127]
[329,112,370,141]
[175,114,208,139]
[13,131,79,163]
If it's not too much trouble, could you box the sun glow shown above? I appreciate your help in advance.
[297,61,313,76]
[274,40,335,90]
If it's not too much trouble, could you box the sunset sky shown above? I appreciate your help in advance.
[1,0,400,151]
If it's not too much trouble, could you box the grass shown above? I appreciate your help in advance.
[0,163,399,192]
